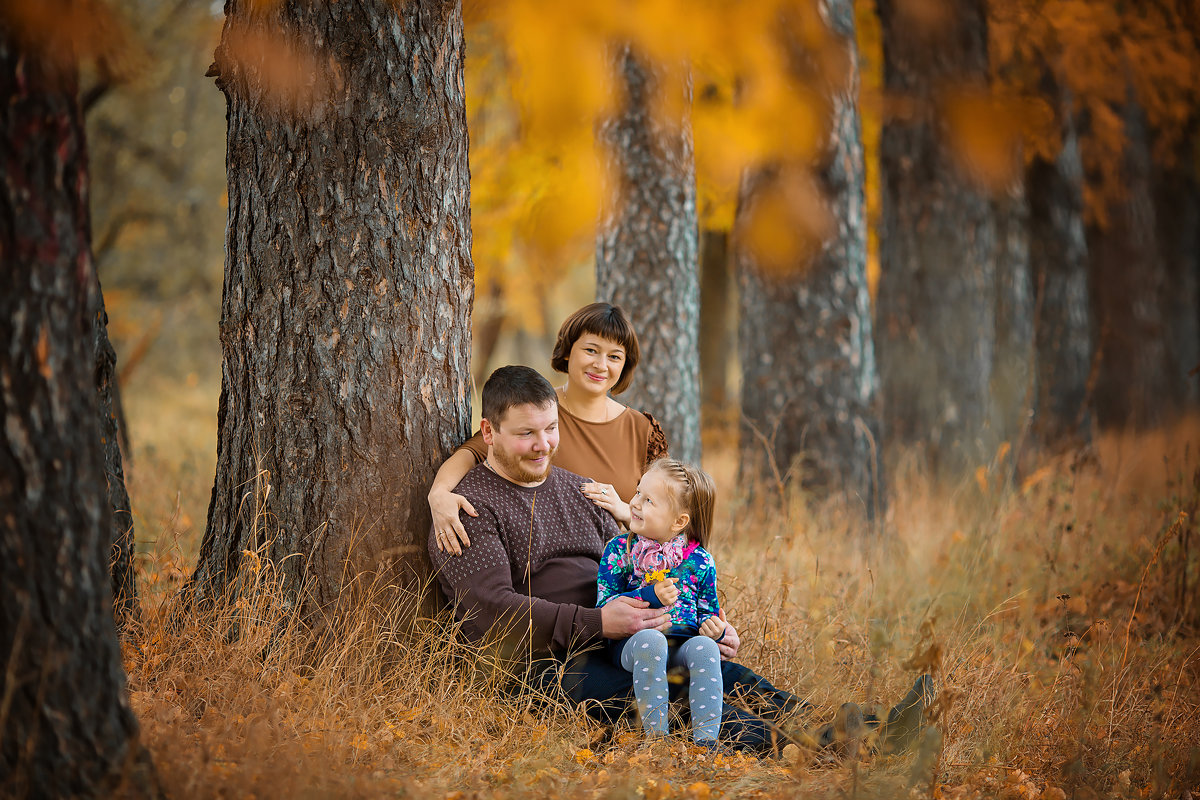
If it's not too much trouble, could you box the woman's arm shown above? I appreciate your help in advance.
[428,448,481,555]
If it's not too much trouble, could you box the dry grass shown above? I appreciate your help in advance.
[121,415,1200,799]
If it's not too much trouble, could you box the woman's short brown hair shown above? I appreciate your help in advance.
[550,302,641,395]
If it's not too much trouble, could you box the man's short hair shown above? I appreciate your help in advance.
[481,366,557,427]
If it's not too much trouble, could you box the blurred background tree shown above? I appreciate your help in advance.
[734,0,884,520]
[595,44,702,464]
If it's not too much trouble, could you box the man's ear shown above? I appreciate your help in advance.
[481,418,495,447]
[671,511,690,534]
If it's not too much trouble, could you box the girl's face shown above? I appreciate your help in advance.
[629,470,689,543]
[566,334,626,398]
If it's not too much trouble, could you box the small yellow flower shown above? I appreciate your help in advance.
[647,568,667,583]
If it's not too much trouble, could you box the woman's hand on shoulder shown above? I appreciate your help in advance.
[428,488,477,556]
[581,481,631,525]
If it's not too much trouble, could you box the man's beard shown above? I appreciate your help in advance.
[492,442,558,483]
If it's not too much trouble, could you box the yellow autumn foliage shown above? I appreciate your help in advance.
[466,0,854,327]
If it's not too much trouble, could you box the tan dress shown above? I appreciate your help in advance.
[457,405,668,502]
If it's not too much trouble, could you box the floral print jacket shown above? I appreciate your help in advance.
[596,533,720,636]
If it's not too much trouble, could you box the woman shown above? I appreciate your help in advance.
[428,302,668,554]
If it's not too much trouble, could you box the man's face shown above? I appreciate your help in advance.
[481,401,560,485]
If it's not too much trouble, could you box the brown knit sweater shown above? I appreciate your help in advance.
[428,464,620,655]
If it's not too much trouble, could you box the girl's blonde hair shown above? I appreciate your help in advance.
[644,458,716,548]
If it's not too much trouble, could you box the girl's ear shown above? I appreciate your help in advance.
[671,511,690,534]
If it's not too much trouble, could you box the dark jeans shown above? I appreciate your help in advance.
[533,650,809,755]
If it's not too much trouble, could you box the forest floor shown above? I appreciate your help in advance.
[118,394,1200,799]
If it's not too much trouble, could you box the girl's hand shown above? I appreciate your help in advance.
[429,488,477,555]
[699,615,726,640]
[714,609,740,660]
[582,482,631,525]
[653,577,679,606]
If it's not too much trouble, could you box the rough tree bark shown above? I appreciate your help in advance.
[0,23,157,796]
[192,0,474,609]
[875,0,998,472]
[93,277,139,626]
[1028,93,1093,450]
[596,45,701,464]
[1086,97,1174,430]
[735,0,884,519]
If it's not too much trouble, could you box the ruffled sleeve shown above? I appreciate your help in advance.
[642,411,669,468]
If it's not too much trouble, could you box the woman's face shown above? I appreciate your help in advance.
[567,333,627,397]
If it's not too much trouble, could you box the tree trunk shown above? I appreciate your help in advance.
[596,45,701,464]
[92,274,139,627]
[990,183,1034,468]
[875,0,998,472]
[0,26,157,796]
[736,0,884,519]
[1028,98,1092,450]
[699,228,732,414]
[1153,118,1200,411]
[1087,97,1174,430]
[192,0,474,609]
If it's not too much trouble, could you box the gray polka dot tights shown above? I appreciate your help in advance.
[620,629,723,744]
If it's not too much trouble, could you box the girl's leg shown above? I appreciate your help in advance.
[620,629,670,736]
[673,637,723,744]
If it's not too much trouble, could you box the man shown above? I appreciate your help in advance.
[429,365,811,752]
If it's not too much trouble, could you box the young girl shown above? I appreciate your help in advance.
[596,459,727,746]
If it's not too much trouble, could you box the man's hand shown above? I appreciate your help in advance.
[715,608,740,660]
[429,488,477,556]
[699,615,726,640]
[653,577,679,606]
[601,595,672,639]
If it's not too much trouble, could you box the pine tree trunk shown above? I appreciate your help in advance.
[0,28,157,796]
[875,0,997,472]
[1087,98,1174,430]
[1028,100,1092,450]
[596,45,701,464]
[736,0,884,519]
[990,184,1034,466]
[699,228,731,413]
[192,0,474,609]
[92,275,139,627]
